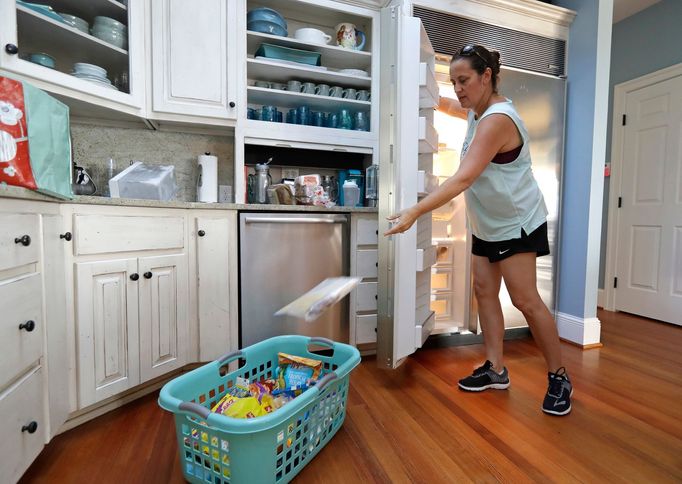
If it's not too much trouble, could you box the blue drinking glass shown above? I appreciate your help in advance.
[296,105,311,125]
[338,109,353,130]
[312,111,325,127]
[353,111,369,131]
[327,112,339,128]
[286,109,296,124]
[247,107,255,119]
[261,105,277,122]
[276,110,283,122]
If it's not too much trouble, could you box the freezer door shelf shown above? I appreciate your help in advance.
[416,245,437,272]
[419,61,439,109]
[417,170,438,197]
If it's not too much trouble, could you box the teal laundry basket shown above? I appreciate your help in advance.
[158,335,361,484]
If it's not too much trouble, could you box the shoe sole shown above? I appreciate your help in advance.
[542,389,574,416]
[458,382,510,392]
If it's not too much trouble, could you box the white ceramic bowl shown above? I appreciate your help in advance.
[294,28,332,45]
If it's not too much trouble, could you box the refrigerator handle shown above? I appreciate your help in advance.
[243,216,348,224]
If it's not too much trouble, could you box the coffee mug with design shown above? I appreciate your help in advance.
[335,22,366,51]
[315,84,330,96]
[329,86,344,98]
[287,80,303,92]
[301,82,316,94]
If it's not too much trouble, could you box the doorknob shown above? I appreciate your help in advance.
[144,272,153,279]
[22,421,38,434]
[19,320,36,332]
[60,232,72,241]
[130,273,139,281]
[5,44,18,55]
[198,230,205,237]
[14,235,31,246]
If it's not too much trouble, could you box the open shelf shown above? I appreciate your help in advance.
[47,0,128,24]
[247,86,370,112]
[247,31,371,71]
[17,5,129,76]
[247,58,371,89]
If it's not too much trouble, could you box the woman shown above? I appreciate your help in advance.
[385,44,572,416]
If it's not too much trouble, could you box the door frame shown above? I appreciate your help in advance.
[603,62,682,311]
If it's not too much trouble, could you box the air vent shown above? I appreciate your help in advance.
[413,6,565,76]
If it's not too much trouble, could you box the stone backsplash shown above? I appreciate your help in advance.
[70,123,234,202]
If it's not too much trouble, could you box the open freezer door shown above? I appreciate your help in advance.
[377,1,439,369]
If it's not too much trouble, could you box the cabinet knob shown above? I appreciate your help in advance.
[22,421,38,434]
[198,230,205,237]
[229,101,236,108]
[130,273,139,281]
[5,44,18,55]
[19,320,36,332]
[60,232,72,241]
[143,271,153,279]
[14,235,31,246]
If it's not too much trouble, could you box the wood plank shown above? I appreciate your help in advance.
[20,310,682,483]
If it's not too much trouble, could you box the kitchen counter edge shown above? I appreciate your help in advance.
[0,186,378,213]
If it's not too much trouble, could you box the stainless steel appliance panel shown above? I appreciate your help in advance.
[239,213,349,346]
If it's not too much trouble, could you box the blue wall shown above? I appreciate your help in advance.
[599,0,682,288]
[553,0,612,318]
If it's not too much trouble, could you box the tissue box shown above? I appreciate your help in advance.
[109,161,177,201]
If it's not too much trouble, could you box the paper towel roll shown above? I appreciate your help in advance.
[197,153,217,203]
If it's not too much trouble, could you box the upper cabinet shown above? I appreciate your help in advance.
[0,0,145,115]
[149,0,238,123]
[242,0,379,146]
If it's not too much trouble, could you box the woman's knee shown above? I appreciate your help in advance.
[510,293,544,317]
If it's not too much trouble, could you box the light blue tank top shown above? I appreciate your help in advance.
[462,100,547,242]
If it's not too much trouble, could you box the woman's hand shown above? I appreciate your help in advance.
[384,207,419,236]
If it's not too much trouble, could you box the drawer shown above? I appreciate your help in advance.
[356,314,377,344]
[431,293,453,321]
[356,282,377,312]
[356,249,378,279]
[0,367,45,484]
[0,214,40,272]
[0,274,43,390]
[431,269,453,292]
[356,217,378,246]
[73,214,185,255]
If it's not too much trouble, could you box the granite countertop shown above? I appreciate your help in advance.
[0,185,378,213]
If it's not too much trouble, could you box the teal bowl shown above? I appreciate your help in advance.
[255,43,321,66]
[28,53,55,68]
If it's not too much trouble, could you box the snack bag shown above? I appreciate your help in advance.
[276,353,322,390]
[0,77,36,190]
[275,277,361,322]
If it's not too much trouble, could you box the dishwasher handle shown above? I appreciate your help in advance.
[243,216,347,224]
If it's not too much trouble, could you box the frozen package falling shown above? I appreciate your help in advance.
[274,277,362,322]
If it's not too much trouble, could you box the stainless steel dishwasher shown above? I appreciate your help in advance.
[239,212,349,346]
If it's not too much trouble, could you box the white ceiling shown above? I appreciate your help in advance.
[612,0,661,23]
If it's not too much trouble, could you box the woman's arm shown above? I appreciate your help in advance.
[384,114,514,235]
[437,96,467,120]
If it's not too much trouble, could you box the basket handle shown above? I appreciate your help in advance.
[309,337,335,348]
[217,349,244,365]
[179,401,211,419]
[315,371,337,391]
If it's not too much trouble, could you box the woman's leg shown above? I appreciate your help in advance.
[499,252,563,372]
[472,254,505,371]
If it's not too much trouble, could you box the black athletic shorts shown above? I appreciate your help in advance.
[471,222,550,263]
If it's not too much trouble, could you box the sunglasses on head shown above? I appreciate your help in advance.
[458,44,488,66]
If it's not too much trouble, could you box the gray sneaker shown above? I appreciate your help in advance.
[458,360,510,391]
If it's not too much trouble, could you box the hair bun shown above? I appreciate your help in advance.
[490,50,501,69]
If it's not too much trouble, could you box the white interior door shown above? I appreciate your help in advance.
[615,74,682,325]
[377,1,439,369]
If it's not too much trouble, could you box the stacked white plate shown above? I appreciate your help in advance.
[71,62,118,90]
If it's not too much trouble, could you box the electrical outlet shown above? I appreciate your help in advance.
[282,168,299,180]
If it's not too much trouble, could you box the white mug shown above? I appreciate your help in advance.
[294,28,332,45]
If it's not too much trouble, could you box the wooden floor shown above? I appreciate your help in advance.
[21,310,682,483]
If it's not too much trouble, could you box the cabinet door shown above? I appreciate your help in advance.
[151,0,236,119]
[138,254,189,382]
[75,259,139,408]
[195,215,237,361]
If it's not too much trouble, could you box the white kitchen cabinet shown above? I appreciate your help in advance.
[75,258,140,408]
[150,0,238,121]
[138,254,189,382]
[193,214,238,361]
[0,0,145,116]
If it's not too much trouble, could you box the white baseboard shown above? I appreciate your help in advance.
[556,311,601,346]
[597,289,605,308]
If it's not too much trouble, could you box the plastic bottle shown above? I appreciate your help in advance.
[343,179,360,207]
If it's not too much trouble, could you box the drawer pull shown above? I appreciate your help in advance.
[19,320,36,332]
[143,272,153,279]
[60,232,72,241]
[14,235,31,246]
[130,273,139,281]
[22,421,38,434]
[198,230,206,237]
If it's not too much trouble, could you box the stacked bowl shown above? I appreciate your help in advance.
[58,13,89,34]
[91,16,128,50]
[71,62,117,90]
[247,8,287,37]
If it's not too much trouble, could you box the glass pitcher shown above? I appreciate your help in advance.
[248,160,272,204]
